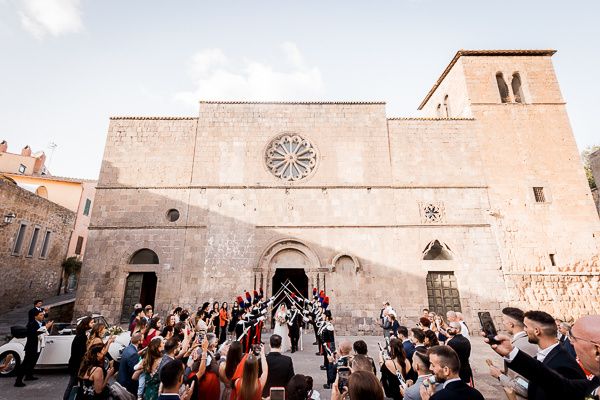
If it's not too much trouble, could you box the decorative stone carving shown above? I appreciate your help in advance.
[266,134,317,181]
[420,202,445,224]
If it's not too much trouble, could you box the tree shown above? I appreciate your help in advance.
[581,145,600,189]
[60,257,82,294]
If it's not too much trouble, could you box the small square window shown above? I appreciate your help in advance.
[549,254,556,266]
[18,164,26,174]
[533,187,545,203]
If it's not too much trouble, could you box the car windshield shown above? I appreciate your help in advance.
[49,315,110,336]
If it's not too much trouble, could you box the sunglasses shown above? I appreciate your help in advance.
[568,327,600,346]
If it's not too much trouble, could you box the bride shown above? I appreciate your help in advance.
[273,303,291,352]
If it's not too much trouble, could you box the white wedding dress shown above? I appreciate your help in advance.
[273,307,291,352]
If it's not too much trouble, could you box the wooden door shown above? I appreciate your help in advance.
[426,272,462,316]
[121,273,143,323]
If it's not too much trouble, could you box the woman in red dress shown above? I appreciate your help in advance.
[194,333,221,400]
[233,346,268,400]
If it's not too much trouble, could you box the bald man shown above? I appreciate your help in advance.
[485,315,600,400]
[324,339,352,389]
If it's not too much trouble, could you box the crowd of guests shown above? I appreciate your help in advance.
[8,297,600,400]
[369,303,600,400]
[57,300,320,400]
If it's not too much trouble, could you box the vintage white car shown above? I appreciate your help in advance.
[0,314,131,377]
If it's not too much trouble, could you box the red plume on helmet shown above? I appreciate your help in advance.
[312,287,317,297]
[259,287,264,299]
[237,296,245,309]
[253,290,259,304]
[323,296,330,309]
[245,291,252,304]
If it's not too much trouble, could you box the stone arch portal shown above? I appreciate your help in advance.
[255,239,327,311]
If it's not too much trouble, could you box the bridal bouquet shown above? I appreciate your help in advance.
[107,325,124,336]
[275,314,288,325]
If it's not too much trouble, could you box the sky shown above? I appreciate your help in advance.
[0,0,598,179]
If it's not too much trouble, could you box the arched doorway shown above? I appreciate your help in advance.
[255,238,327,324]
[120,248,160,323]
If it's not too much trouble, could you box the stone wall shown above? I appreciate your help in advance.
[0,178,75,313]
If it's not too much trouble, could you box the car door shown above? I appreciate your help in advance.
[36,334,74,367]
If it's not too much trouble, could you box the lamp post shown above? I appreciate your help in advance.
[2,212,16,227]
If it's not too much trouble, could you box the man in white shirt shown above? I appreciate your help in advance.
[455,312,470,341]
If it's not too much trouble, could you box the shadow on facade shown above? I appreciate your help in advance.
[75,160,510,334]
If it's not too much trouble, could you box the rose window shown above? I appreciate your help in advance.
[422,203,444,223]
[266,135,317,181]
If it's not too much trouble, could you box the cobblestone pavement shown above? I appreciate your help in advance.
[0,334,504,400]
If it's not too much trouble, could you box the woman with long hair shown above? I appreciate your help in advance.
[142,316,162,348]
[86,322,115,357]
[64,316,93,400]
[235,347,268,400]
[379,338,410,400]
[210,301,220,336]
[218,302,229,344]
[161,314,177,338]
[78,344,115,399]
[86,323,105,349]
[218,341,243,400]
[133,336,164,400]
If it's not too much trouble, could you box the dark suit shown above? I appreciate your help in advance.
[559,335,577,359]
[508,349,598,400]
[446,334,473,384]
[402,339,415,361]
[15,320,45,384]
[525,344,586,400]
[262,351,295,397]
[430,379,485,400]
[28,307,46,323]
[403,339,418,381]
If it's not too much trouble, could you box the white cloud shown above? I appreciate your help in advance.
[18,0,82,39]
[174,43,323,105]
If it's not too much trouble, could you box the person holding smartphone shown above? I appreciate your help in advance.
[234,345,269,400]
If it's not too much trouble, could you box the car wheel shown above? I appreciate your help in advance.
[0,350,20,377]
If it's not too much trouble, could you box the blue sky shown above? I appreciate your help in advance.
[0,0,598,179]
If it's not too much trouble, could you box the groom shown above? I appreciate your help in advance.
[288,304,303,353]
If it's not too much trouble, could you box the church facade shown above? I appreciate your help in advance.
[75,50,600,333]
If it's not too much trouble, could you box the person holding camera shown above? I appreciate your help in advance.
[323,340,352,389]
[483,314,600,400]
[379,338,411,400]
[234,346,268,400]
[419,345,484,400]
[331,370,385,400]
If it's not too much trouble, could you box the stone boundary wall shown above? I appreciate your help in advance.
[0,179,75,313]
